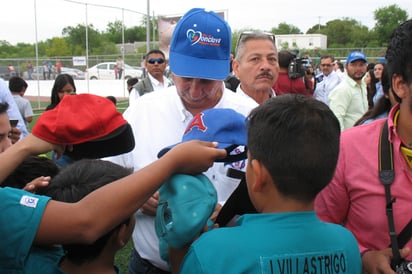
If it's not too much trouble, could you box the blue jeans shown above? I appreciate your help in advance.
[128,247,171,274]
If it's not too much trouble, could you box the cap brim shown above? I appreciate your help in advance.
[170,50,229,81]
[65,123,135,160]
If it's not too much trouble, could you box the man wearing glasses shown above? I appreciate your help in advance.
[313,55,342,105]
[232,31,279,105]
[129,49,172,104]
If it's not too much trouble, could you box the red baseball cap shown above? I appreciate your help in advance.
[32,94,135,159]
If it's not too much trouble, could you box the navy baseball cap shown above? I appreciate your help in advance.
[346,51,367,63]
[157,108,247,162]
[169,8,232,80]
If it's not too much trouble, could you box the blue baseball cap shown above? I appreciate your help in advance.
[157,108,247,162]
[346,51,367,63]
[169,8,232,80]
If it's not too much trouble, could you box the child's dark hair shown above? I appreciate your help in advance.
[43,159,133,264]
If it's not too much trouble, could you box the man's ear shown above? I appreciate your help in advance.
[232,60,240,77]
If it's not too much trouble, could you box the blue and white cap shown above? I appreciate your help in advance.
[169,8,232,80]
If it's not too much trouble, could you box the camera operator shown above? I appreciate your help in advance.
[273,50,314,97]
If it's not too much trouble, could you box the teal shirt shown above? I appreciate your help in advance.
[181,212,362,274]
[0,187,56,273]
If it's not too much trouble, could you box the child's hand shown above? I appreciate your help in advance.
[167,141,227,174]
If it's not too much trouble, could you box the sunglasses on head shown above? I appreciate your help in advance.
[148,58,165,64]
[235,31,276,57]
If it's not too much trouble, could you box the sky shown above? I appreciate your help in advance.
[1,0,412,45]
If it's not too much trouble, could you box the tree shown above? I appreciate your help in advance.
[373,4,408,46]
[45,38,71,57]
[271,22,301,34]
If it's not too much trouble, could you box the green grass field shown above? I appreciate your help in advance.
[29,98,133,273]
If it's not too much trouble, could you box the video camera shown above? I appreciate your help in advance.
[287,50,312,79]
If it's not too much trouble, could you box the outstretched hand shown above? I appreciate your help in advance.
[165,140,227,174]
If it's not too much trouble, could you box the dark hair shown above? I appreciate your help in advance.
[127,77,139,87]
[2,155,60,190]
[320,55,335,62]
[385,19,412,103]
[8,76,28,93]
[247,94,340,203]
[106,95,117,105]
[355,66,391,126]
[145,49,166,60]
[0,102,8,114]
[278,50,294,68]
[365,69,379,109]
[43,159,133,265]
[46,74,76,110]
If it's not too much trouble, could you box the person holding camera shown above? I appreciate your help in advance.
[273,50,314,97]
[315,19,412,274]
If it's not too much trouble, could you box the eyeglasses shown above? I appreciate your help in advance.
[235,31,276,57]
[147,58,165,64]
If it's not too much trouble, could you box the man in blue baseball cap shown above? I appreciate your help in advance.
[105,8,258,274]
[328,51,368,130]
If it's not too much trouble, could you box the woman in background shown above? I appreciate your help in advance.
[45,74,76,110]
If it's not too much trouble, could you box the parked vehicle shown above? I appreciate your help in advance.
[61,67,86,80]
[86,62,144,80]
[22,66,85,80]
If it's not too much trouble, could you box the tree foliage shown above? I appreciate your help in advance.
[271,22,301,34]
[373,4,408,46]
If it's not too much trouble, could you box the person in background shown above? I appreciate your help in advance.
[313,55,342,105]
[170,94,362,274]
[116,56,124,80]
[129,49,172,104]
[328,51,368,130]
[55,60,62,76]
[354,65,395,126]
[9,76,33,129]
[127,77,139,94]
[372,62,386,105]
[315,19,412,273]
[273,50,313,97]
[364,68,379,109]
[106,95,117,106]
[232,30,278,105]
[334,60,345,80]
[26,61,34,80]
[105,8,258,274]
[224,53,240,92]
[45,74,76,111]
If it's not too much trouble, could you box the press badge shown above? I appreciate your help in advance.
[20,195,39,208]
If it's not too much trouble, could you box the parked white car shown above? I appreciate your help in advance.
[86,62,144,80]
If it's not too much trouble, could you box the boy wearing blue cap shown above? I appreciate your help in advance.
[328,51,368,130]
[169,94,362,273]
